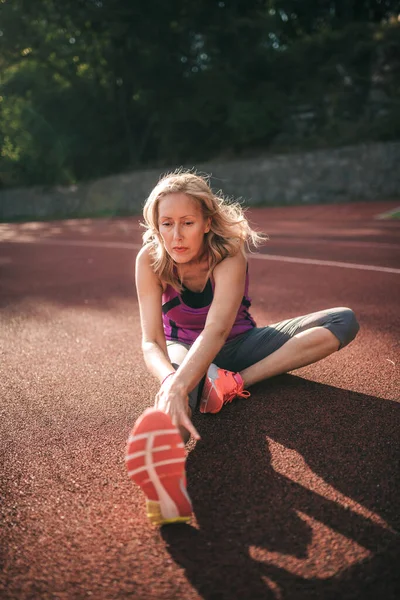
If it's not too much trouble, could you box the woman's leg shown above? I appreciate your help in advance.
[240,327,339,386]
[215,307,359,387]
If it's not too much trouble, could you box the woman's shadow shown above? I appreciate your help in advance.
[161,375,400,600]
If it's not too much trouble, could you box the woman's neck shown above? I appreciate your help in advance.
[177,252,211,291]
[178,248,209,272]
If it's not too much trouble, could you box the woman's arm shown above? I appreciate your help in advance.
[172,250,247,394]
[135,246,200,438]
[135,246,175,383]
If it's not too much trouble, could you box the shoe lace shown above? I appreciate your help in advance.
[223,372,251,405]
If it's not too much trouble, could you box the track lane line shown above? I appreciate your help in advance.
[249,252,400,274]
[2,237,399,274]
[268,236,400,250]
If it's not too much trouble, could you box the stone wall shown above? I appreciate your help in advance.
[1,141,399,221]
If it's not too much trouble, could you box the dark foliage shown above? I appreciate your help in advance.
[0,0,399,187]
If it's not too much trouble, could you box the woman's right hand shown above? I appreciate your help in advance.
[155,373,201,441]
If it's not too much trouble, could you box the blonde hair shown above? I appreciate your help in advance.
[142,170,267,290]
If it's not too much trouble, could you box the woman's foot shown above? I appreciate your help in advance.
[200,365,250,414]
[125,408,192,526]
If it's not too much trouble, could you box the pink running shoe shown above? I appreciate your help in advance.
[125,408,192,526]
[200,364,250,414]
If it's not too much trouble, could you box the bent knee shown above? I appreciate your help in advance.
[335,307,360,349]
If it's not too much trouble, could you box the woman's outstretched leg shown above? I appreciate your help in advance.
[125,408,193,526]
[125,342,198,525]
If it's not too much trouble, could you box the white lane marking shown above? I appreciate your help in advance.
[10,232,400,250]
[1,238,142,250]
[3,237,399,274]
[249,252,400,274]
[269,236,400,250]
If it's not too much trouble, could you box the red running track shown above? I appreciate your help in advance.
[0,201,399,599]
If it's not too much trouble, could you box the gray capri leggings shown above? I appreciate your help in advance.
[167,306,359,412]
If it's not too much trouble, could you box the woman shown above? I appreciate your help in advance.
[125,171,359,526]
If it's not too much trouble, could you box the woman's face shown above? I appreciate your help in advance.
[157,192,210,264]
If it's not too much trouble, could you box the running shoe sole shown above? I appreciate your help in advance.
[125,408,192,526]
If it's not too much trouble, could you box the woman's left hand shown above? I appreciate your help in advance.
[155,374,201,440]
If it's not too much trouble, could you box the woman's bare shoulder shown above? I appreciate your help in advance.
[136,244,153,263]
[136,245,167,292]
[213,247,247,274]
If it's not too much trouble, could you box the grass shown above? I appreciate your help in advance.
[376,207,400,220]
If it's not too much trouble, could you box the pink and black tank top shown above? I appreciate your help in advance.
[162,267,256,345]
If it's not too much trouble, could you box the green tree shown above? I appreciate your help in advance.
[0,0,399,188]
